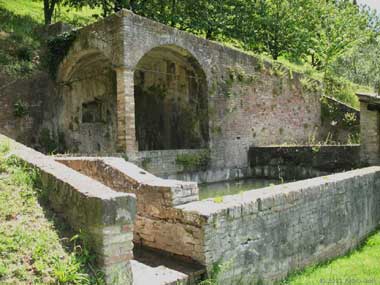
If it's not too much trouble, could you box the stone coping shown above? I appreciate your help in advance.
[178,166,380,217]
[0,136,134,201]
[357,92,380,103]
[251,144,360,148]
[55,156,197,189]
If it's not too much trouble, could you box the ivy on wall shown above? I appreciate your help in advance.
[175,150,210,172]
[45,30,78,79]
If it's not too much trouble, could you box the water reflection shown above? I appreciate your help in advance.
[199,178,280,200]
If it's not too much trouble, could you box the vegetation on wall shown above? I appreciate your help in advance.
[175,150,210,172]
[46,30,78,79]
[13,100,29,118]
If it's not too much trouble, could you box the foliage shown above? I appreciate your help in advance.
[198,260,233,285]
[0,7,42,77]
[0,0,100,26]
[38,128,59,154]
[175,150,210,172]
[309,0,372,72]
[46,29,78,79]
[0,146,104,284]
[282,231,380,285]
[331,33,380,94]
[213,196,224,204]
[13,100,29,118]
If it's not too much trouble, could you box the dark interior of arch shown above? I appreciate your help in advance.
[60,52,117,153]
[134,45,209,151]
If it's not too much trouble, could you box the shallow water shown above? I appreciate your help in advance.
[199,178,280,200]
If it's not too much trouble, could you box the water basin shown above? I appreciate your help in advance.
[199,178,280,200]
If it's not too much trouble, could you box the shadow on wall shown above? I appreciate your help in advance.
[134,45,209,151]
[57,52,118,153]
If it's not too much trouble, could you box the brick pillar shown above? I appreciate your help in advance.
[360,101,380,165]
[115,67,138,152]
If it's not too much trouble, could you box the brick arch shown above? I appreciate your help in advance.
[57,50,119,153]
[132,44,210,151]
[129,44,209,81]
[57,49,112,83]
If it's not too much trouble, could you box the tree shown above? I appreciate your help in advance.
[232,0,318,60]
[310,1,372,72]
[44,0,60,25]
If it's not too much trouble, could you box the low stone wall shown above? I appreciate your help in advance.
[249,145,361,180]
[174,167,380,284]
[55,155,380,285]
[128,149,252,183]
[128,149,206,178]
[54,157,201,259]
[0,135,136,285]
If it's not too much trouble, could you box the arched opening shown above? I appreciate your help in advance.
[59,52,117,153]
[134,45,209,151]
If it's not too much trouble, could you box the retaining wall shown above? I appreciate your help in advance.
[0,135,136,285]
[249,145,361,180]
[177,167,380,284]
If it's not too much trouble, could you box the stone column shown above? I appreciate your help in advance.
[357,93,380,165]
[115,67,138,152]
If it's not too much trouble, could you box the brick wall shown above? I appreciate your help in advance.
[357,93,380,166]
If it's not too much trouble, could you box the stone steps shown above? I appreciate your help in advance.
[131,260,188,285]
[133,246,206,284]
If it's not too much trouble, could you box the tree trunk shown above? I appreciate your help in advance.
[170,0,176,27]
[43,0,57,25]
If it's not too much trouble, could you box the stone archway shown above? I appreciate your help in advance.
[133,45,209,151]
[58,51,118,153]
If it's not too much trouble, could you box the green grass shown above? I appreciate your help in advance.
[0,0,100,77]
[0,143,104,284]
[0,0,101,26]
[283,231,380,285]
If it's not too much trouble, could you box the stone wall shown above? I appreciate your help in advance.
[143,167,380,284]
[58,53,118,153]
[0,134,136,285]
[249,145,361,180]
[54,157,201,257]
[0,72,57,152]
[177,167,380,284]
[54,155,380,285]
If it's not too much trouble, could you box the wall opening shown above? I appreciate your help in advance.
[134,45,209,151]
[59,52,117,153]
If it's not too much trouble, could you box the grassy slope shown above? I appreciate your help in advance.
[284,231,380,284]
[0,143,103,285]
[0,0,100,26]
[0,0,99,77]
